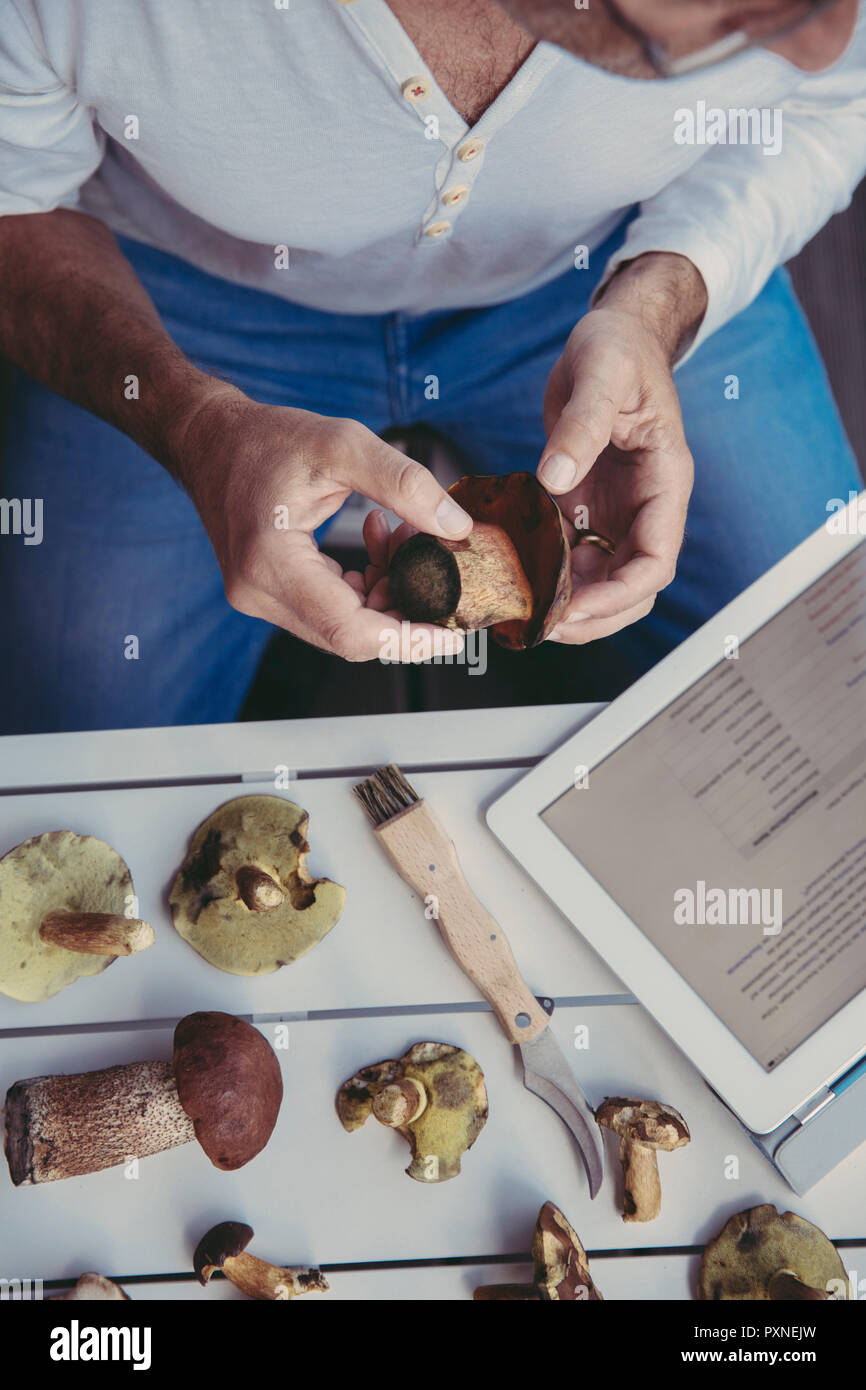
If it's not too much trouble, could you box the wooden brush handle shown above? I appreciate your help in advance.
[376,801,549,1044]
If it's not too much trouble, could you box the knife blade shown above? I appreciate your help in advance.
[355,766,605,1198]
[520,1019,604,1198]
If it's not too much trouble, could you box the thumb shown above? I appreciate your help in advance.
[538,370,621,496]
[333,433,472,539]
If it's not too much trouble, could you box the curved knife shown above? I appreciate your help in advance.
[354,764,604,1198]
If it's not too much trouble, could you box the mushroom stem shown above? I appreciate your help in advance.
[235,866,285,912]
[447,523,533,628]
[768,1270,830,1301]
[371,1078,428,1128]
[621,1139,662,1223]
[39,911,155,956]
[4,1060,195,1185]
[222,1252,329,1301]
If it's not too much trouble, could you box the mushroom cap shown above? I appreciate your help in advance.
[194,1221,255,1284]
[168,795,346,976]
[596,1097,690,1150]
[698,1204,848,1301]
[448,474,572,649]
[0,832,133,1002]
[173,1012,283,1170]
[51,1272,131,1301]
[336,1041,488,1183]
[533,1202,603,1301]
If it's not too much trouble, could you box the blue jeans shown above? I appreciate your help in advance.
[0,229,860,733]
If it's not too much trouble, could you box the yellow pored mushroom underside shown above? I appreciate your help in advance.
[169,795,346,976]
[0,832,130,1002]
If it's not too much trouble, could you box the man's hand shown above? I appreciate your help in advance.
[536,251,706,643]
[169,390,473,661]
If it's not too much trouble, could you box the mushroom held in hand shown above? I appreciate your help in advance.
[698,1205,849,1301]
[387,472,614,650]
[169,796,345,975]
[4,1011,282,1185]
[474,1201,603,1301]
[0,831,154,1002]
[336,1041,488,1183]
[596,1097,690,1223]
[194,1221,329,1301]
[49,1273,131,1301]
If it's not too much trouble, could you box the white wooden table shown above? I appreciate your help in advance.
[1,707,863,1301]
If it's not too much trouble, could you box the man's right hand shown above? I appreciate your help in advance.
[168,388,473,661]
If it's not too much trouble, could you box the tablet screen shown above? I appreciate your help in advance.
[542,540,866,1070]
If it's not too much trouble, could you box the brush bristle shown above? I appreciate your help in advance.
[353,764,420,825]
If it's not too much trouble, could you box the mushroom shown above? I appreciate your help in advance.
[169,795,345,975]
[194,1221,329,1301]
[3,1010,282,1185]
[0,831,154,1002]
[387,472,614,650]
[698,1204,849,1301]
[49,1273,131,1301]
[474,1201,603,1301]
[596,1097,690,1223]
[336,1041,488,1183]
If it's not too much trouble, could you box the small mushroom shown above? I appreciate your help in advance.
[169,795,345,975]
[336,1041,488,1183]
[596,1097,690,1223]
[698,1204,849,1301]
[3,1010,282,1185]
[388,472,614,650]
[0,831,154,1002]
[474,1201,603,1301]
[194,1221,329,1301]
[49,1273,131,1301]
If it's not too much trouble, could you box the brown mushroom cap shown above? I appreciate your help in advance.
[533,1202,603,1300]
[336,1041,488,1183]
[194,1221,255,1284]
[389,473,572,650]
[173,1012,283,1170]
[168,795,346,976]
[596,1097,690,1150]
[0,832,134,1001]
[698,1204,848,1301]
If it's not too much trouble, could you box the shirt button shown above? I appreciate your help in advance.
[425,220,452,238]
[402,76,432,102]
[442,185,469,207]
[457,139,485,162]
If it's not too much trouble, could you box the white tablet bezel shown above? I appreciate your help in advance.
[487,494,866,1134]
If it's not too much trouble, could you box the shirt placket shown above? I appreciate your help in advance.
[336,0,560,246]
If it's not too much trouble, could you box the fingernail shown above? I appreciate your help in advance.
[565,610,592,622]
[547,628,565,642]
[435,495,472,536]
[539,452,577,491]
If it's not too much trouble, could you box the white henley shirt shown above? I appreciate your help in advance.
[1,0,865,352]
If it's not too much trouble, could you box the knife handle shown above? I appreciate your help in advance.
[375,800,550,1044]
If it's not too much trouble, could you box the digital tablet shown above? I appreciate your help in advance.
[487,493,866,1133]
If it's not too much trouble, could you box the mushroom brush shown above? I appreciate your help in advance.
[596,1097,690,1223]
[698,1205,849,1301]
[194,1222,329,1301]
[336,1041,488,1183]
[387,472,614,650]
[169,795,345,975]
[3,1011,283,1185]
[474,1202,603,1301]
[0,831,154,1002]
